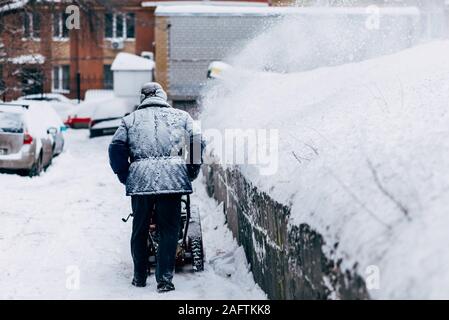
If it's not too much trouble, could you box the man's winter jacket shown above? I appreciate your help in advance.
[108,96,203,196]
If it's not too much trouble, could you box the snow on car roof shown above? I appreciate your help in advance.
[16,100,62,124]
[155,5,420,17]
[91,97,131,120]
[111,53,155,71]
[1,100,62,138]
[74,94,132,120]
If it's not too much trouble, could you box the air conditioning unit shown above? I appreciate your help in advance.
[110,39,124,50]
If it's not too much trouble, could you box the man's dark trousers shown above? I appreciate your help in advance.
[131,194,181,285]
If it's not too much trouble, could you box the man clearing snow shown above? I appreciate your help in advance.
[108,82,203,292]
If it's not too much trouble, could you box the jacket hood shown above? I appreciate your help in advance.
[137,96,172,109]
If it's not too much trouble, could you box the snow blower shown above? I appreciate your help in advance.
[123,195,205,272]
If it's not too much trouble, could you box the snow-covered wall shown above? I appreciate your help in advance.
[201,29,449,299]
[203,164,369,299]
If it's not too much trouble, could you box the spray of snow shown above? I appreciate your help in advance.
[201,7,449,299]
[228,7,420,73]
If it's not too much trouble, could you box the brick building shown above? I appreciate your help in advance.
[0,0,151,100]
[0,0,267,101]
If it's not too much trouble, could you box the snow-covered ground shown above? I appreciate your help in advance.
[201,39,449,299]
[0,130,265,300]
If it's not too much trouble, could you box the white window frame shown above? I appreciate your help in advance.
[52,12,69,41]
[105,13,135,41]
[22,12,40,41]
[52,66,70,94]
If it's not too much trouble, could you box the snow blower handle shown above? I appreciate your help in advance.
[122,213,134,223]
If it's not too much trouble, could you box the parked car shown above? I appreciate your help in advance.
[0,101,66,177]
[66,90,135,137]
[18,93,77,124]
[66,90,115,129]
[89,97,135,138]
[17,100,66,157]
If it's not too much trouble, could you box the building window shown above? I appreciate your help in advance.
[126,13,135,39]
[105,13,113,38]
[53,12,70,39]
[52,65,70,92]
[103,65,113,89]
[104,13,135,39]
[23,12,40,39]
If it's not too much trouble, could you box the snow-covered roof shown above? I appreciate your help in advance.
[111,53,155,71]
[155,5,420,17]
[9,54,45,65]
[143,1,268,8]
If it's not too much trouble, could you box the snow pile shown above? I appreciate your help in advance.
[201,39,449,299]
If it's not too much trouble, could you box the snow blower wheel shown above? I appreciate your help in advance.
[187,205,205,272]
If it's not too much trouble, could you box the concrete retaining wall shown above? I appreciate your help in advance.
[203,163,370,300]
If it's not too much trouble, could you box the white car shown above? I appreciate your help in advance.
[66,90,136,137]
[18,93,77,124]
[66,90,116,129]
[89,97,136,138]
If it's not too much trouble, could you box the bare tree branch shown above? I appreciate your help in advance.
[366,158,411,221]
